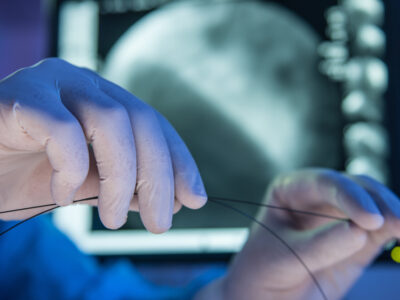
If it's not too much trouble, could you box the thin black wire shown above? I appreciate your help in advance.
[0,196,349,222]
[0,196,98,236]
[0,196,98,215]
[0,194,349,240]
[0,207,57,237]
[0,194,347,299]
[209,198,328,300]
[209,196,350,222]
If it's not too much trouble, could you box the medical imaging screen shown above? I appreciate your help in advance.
[56,0,391,241]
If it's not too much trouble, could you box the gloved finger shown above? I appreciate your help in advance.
[350,175,400,239]
[271,169,384,230]
[98,79,174,234]
[290,222,367,273]
[128,105,174,233]
[155,112,207,209]
[13,100,89,206]
[325,175,400,272]
[61,86,136,230]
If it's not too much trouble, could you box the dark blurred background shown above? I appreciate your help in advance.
[1,1,399,298]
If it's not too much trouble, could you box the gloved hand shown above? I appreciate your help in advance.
[0,58,207,232]
[195,169,400,300]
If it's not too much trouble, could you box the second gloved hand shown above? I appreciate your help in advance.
[195,169,400,300]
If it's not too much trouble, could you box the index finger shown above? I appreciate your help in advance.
[271,168,384,230]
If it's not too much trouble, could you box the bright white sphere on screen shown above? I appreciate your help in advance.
[345,57,388,94]
[354,24,385,55]
[326,6,347,25]
[342,90,383,121]
[344,122,389,157]
[346,155,387,184]
[342,0,384,26]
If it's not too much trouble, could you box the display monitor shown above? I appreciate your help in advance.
[52,0,393,258]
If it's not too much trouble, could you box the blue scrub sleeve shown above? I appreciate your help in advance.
[0,216,225,300]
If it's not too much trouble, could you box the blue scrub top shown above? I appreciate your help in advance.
[0,217,224,300]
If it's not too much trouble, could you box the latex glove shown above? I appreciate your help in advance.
[195,169,400,300]
[0,58,206,232]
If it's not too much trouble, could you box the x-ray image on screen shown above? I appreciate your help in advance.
[55,0,392,256]
[100,0,343,229]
